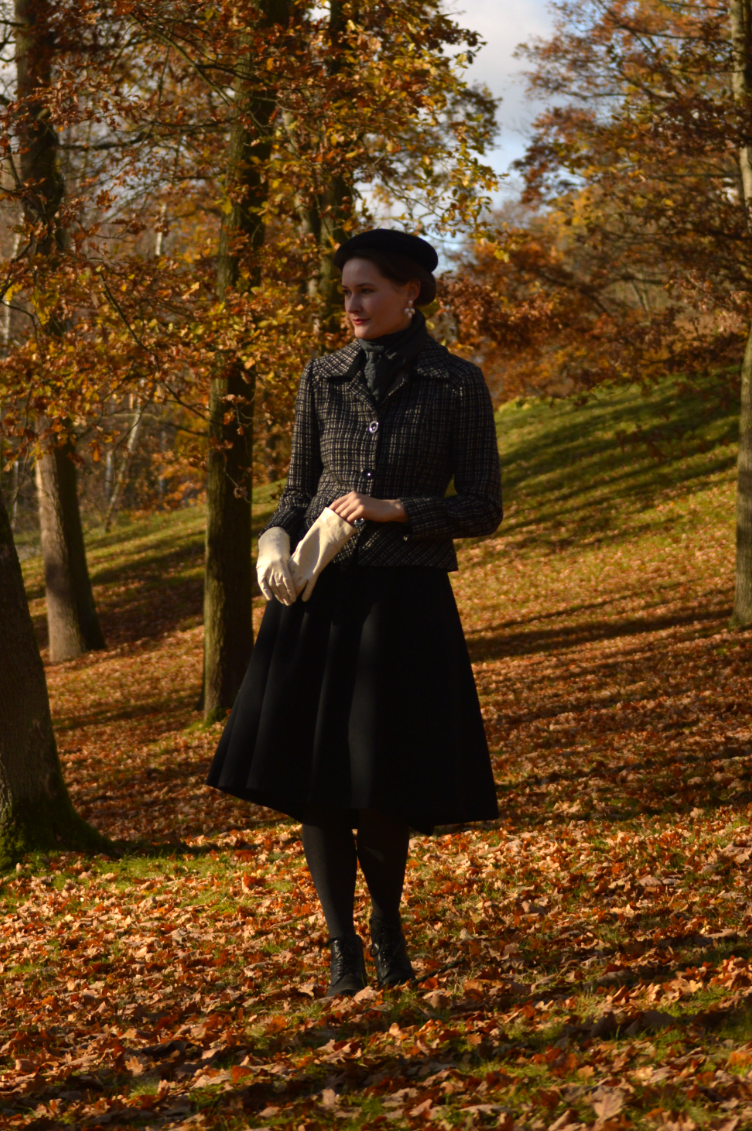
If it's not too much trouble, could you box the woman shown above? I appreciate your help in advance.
[207,229,502,997]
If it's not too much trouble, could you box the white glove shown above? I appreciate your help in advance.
[290,507,356,602]
[256,527,296,605]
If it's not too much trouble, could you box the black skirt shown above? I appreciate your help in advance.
[206,563,498,835]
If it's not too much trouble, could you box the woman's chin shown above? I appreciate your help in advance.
[351,317,411,340]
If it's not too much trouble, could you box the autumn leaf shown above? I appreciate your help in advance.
[591,1088,625,1120]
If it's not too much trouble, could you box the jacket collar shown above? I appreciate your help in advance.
[322,335,452,381]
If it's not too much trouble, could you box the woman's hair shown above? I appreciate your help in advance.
[338,248,437,306]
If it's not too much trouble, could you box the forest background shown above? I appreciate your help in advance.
[4,2,752,1129]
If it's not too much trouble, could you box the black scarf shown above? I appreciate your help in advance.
[357,310,429,403]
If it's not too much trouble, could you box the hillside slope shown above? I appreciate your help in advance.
[457,380,745,826]
[17,378,745,840]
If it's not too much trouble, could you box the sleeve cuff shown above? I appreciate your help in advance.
[398,496,448,540]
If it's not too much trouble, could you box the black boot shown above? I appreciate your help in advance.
[370,916,415,988]
[327,935,367,997]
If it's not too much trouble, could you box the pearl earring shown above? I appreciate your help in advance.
[404,300,415,317]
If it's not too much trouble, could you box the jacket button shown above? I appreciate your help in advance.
[368,420,379,434]
[365,469,373,479]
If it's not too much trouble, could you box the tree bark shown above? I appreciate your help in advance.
[15,0,105,655]
[301,2,353,335]
[203,366,254,721]
[202,0,290,722]
[0,486,108,866]
[730,0,752,626]
[36,446,105,662]
[14,0,63,255]
[733,324,752,626]
[103,400,146,533]
[317,174,352,334]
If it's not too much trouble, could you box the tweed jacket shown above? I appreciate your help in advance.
[262,335,503,570]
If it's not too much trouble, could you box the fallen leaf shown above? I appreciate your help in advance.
[321,1088,339,1108]
[424,989,451,1009]
[263,1015,287,1034]
[591,1089,625,1120]
[352,985,379,1003]
[549,1112,580,1131]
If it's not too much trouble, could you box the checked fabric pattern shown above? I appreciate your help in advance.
[261,335,503,570]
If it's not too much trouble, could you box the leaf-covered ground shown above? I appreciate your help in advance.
[4,381,752,1131]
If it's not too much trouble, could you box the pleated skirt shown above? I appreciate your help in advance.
[206,562,498,834]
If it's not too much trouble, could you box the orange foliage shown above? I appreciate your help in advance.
[442,0,752,405]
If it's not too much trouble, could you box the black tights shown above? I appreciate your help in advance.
[301,807,410,939]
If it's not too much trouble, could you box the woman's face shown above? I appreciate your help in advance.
[341,258,421,339]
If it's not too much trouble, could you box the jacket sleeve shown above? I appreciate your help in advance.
[260,362,321,541]
[399,369,502,541]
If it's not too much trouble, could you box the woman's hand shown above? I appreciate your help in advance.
[330,491,408,524]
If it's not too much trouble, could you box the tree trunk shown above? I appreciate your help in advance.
[301,2,353,336]
[14,0,63,255]
[203,367,254,721]
[103,400,146,533]
[317,174,352,334]
[0,486,108,867]
[16,0,105,656]
[730,0,752,626]
[36,446,105,662]
[202,0,289,723]
[733,324,752,625]
[10,459,19,531]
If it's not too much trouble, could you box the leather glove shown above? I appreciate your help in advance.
[290,507,356,602]
[256,527,296,605]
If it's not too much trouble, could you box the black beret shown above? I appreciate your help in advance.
[333,228,438,273]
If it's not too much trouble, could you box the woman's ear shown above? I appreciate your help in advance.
[406,279,421,304]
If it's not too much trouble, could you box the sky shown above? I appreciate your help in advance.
[454,0,555,195]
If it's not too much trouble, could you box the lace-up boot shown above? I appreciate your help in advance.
[369,916,415,988]
[326,935,367,997]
